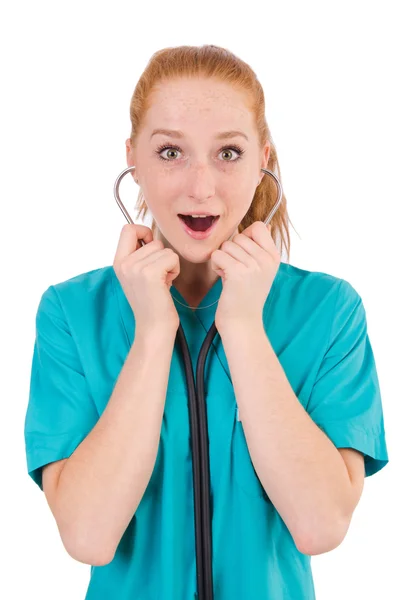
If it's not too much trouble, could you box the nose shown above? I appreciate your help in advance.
[184,162,216,202]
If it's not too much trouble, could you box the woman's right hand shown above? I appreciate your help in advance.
[113,224,181,335]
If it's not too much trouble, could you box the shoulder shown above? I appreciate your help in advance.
[37,265,116,322]
[276,261,362,308]
[50,264,115,297]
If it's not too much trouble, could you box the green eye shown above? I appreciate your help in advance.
[155,144,245,162]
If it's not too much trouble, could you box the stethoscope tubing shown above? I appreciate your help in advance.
[113,166,283,599]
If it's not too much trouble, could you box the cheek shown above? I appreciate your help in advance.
[146,180,181,211]
[225,178,255,203]
[143,188,171,217]
[227,195,253,219]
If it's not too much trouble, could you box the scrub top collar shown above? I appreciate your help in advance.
[112,263,282,347]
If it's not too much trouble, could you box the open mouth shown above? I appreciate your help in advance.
[178,214,220,239]
[178,215,218,231]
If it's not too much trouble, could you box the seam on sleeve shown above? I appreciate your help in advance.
[306,279,342,414]
[323,279,343,357]
[26,428,93,446]
[314,419,383,436]
[111,267,131,347]
[51,284,85,370]
[50,284,100,419]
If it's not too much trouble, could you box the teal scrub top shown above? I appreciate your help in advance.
[24,261,389,600]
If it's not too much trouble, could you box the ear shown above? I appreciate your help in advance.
[260,140,271,172]
[125,138,131,160]
[125,139,138,182]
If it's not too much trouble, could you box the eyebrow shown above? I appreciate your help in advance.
[150,128,249,142]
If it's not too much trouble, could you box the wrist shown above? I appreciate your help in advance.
[216,317,264,337]
[134,324,178,346]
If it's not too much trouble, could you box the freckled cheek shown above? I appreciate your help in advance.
[143,186,175,217]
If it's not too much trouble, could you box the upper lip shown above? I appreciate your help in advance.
[178,212,219,217]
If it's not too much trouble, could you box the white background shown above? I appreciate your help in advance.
[1,0,396,598]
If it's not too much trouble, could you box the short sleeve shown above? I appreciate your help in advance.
[24,285,99,491]
[306,279,389,478]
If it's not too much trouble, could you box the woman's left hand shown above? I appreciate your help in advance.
[211,221,281,331]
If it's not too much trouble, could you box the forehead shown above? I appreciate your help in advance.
[145,78,254,131]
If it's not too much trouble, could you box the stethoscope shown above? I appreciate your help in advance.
[113,166,283,600]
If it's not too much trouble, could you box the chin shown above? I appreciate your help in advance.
[177,244,216,262]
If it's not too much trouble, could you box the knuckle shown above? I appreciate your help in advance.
[119,261,129,277]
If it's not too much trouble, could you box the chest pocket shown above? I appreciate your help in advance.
[233,414,271,502]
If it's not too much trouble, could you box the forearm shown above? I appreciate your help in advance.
[55,326,177,565]
[219,320,354,555]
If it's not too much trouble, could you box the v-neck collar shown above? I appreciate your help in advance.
[112,264,282,348]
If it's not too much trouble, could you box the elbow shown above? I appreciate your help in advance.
[61,531,115,566]
[294,515,350,556]
[50,482,117,566]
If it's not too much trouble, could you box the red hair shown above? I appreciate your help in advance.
[128,44,297,261]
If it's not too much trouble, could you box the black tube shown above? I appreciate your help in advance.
[175,321,218,600]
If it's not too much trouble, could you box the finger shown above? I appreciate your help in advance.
[233,231,267,262]
[220,239,254,267]
[115,224,154,260]
[240,222,274,253]
[211,248,236,274]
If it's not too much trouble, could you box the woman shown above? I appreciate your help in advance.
[24,45,389,600]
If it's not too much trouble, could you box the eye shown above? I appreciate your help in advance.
[155,144,245,162]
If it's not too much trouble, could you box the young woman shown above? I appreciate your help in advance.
[24,45,389,600]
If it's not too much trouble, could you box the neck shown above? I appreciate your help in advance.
[154,225,221,294]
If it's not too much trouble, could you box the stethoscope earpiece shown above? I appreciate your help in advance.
[113,165,283,229]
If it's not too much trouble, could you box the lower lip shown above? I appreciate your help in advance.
[178,215,220,240]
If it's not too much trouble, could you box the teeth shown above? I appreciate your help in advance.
[190,215,212,218]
